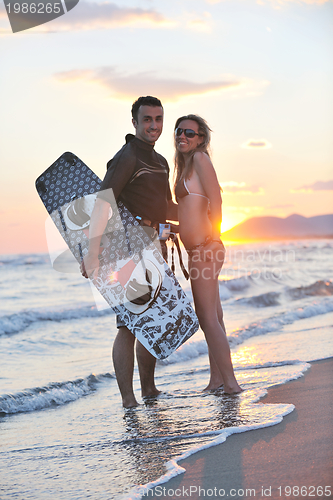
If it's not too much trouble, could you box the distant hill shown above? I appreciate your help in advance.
[221,214,333,241]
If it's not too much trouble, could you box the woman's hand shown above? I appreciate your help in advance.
[200,239,225,263]
[80,253,100,280]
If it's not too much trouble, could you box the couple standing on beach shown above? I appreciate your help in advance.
[81,96,242,408]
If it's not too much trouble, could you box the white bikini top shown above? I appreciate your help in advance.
[183,178,209,201]
[175,177,210,204]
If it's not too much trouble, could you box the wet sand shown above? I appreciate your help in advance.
[144,358,333,499]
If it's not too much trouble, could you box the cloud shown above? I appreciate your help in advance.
[0,6,7,20]
[269,204,295,209]
[54,67,243,101]
[221,182,265,195]
[0,2,174,33]
[227,205,265,214]
[185,11,212,32]
[187,18,211,32]
[291,180,333,193]
[205,0,330,5]
[56,2,173,31]
[257,0,330,5]
[241,139,272,149]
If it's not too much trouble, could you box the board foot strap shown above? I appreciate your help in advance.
[169,234,189,280]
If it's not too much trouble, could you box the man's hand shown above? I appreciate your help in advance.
[167,200,178,221]
[80,253,100,280]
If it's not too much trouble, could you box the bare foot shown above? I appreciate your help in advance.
[122,396,139,408]
[202,383,224,392]
[223,383,243,395]
[141,388,162,398]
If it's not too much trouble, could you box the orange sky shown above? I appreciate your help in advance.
[1,0,332,254]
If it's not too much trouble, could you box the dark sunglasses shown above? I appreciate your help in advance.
[175,128,201,139]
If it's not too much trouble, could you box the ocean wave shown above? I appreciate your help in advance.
[288,280,333,300]
[229,297,333,348]
[0,305,112,336]
[160,298,333,366]
[219,273,283,298]
[0,254,49,267]
[216,284,233,300]
[0,373,114,415]
[125,360,312,500]
[125,397,295,500]
[236,291,281,308]
[230,280,333,309]
[219,276,250,292]
[158,339,208,365]
[235,360,306,371]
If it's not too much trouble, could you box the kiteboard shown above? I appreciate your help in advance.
[35,152,199,359]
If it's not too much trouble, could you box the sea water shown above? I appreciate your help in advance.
[1,240,332,499]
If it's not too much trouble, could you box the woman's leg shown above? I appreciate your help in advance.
[204,282,226,390]
[204,348,224,391]
[190,258,242,393]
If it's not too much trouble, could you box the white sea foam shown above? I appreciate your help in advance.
[124,362,311,500]
[217,284,233,300]
[235,360,307,371]
[0,373,114,414]
[219,276,250,292]
[228,297,333,348]
[157,339,208,365]
[0,254,49,267]
[124,396,296,500]
[1,242,332,500]
[159,298,333,366]
[0,304,112,336]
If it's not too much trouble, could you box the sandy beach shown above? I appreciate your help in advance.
[144,358,333,500]
[2,248,333,500]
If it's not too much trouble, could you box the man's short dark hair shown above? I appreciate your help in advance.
[131,96,163,122]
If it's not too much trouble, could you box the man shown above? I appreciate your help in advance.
[81,96,177,408]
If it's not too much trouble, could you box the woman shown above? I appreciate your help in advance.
[174,114,242,394]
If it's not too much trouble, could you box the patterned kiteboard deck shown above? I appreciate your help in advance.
[36,152,199,359]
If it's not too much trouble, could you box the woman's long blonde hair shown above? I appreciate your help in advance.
[173,114,212,193]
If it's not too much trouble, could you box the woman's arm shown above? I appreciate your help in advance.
[167,199,178,221]
[193,152,222,239]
